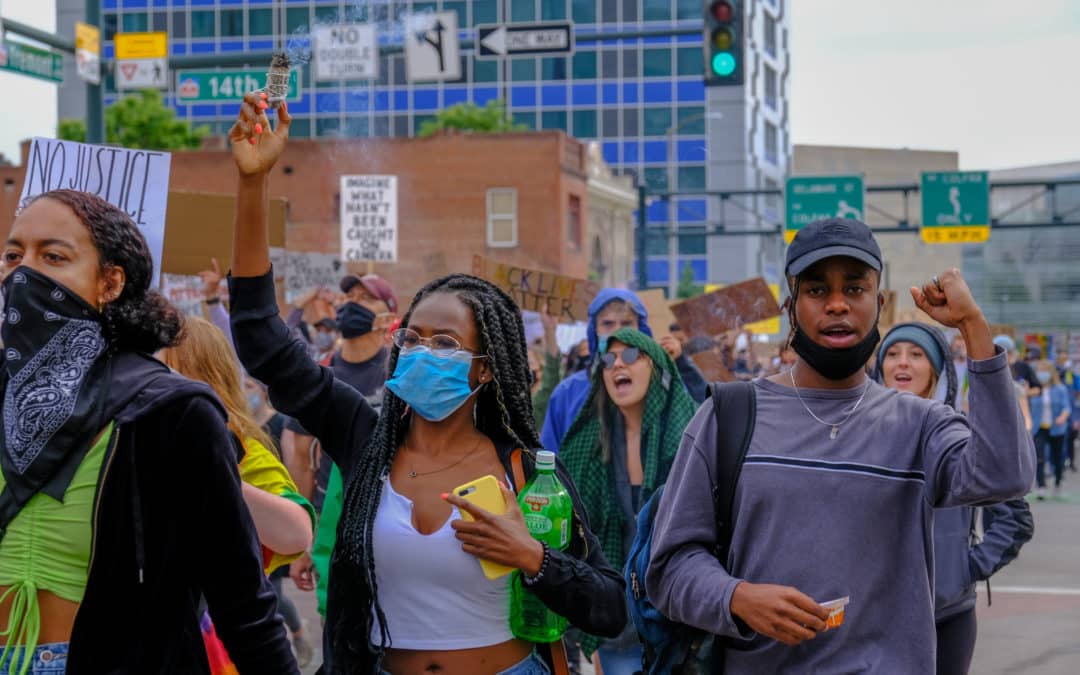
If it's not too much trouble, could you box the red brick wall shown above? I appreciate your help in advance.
[0,132,590,302]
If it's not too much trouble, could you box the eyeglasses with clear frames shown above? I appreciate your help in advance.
[391,328,484,358]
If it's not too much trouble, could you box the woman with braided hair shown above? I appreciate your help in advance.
[227,93,626,674]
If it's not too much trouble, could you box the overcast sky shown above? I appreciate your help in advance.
[2,0,1078,170]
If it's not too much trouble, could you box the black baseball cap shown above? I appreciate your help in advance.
[785,218,882,277]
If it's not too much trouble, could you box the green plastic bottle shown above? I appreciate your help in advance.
[510,450,572,642]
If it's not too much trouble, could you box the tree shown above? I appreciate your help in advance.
[57,89,209,150]
[676,262,705,299]
[417,99,528,137]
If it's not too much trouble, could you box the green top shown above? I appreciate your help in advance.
[0,422,114,675]
[311,462,344,618]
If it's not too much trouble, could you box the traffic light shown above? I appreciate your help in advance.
[705,0,744,86]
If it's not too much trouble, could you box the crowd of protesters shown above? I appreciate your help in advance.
[0,92,1060,675]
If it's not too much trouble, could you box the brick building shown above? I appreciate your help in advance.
[0,131,613,302]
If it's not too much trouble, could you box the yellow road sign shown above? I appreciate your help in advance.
[115,31,167,59]
[75,22,100,54]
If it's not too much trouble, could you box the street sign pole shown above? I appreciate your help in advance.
[86,0,103,144]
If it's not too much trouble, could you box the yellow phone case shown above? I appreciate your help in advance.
[452,474,514,580]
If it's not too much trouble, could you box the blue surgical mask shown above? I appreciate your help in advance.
[1038,371,1051,385]
[385,347,482,422]
[247,392,264,414]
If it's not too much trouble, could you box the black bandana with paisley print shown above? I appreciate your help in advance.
[0,266,110,508]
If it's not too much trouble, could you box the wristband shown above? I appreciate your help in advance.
[204,297,221,305]
[522,542,550,587]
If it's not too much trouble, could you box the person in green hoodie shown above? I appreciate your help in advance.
[559,328,697,673]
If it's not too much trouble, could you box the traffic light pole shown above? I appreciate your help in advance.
[85,0,104,144]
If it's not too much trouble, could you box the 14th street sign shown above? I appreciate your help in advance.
[476,23,573,58]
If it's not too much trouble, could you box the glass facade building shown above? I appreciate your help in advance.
[59,0,790,289]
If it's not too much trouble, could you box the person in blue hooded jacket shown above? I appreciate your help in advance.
[540,289,708,454]
[875,323,1034,675]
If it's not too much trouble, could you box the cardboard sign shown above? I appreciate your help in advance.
[690,351,735,384]
[472,255,598,324]
[670,277,782,338]
[340,175,397,263]
[638,289,677,339]
[20,137,171,284]
[161,191,287,276]
[160,274,209,318]
[281,251,344,304]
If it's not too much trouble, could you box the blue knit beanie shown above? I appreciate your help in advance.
[880,325,946,375]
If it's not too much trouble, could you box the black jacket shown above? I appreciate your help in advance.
[230,270,628,674]
[61,352,296,673]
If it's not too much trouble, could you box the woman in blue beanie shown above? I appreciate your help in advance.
[875,323,1034,674]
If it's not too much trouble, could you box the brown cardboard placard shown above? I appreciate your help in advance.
[880,290,897,328]
[670,277,782,338]
[638,289,677,338]
[159,191,287,276]
[690,351,735,383]
[472,254,599,324]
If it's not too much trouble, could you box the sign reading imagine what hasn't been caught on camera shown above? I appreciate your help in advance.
[340,175,398,263]
[20,137,172,285]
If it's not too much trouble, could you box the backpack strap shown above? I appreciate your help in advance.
[708,381,757,564]
[510,448,571,675]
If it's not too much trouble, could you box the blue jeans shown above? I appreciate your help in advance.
[597,642,643,675]
[382,649,550,675]
[0,641,69,674]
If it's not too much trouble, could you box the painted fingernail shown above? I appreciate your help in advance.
[258,101,268,110]
[255,123,263,134]
[248,137,256,145]
[260,92,268,99]
[440,492,449,500]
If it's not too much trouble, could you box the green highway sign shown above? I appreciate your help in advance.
[784,175,864,243]
[920,171,990,244]
[0,40,63,83]
[176,68,301,104]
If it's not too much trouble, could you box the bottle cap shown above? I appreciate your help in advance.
[536,450,556,470]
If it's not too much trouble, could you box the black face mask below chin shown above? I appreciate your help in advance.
[790,323,881,382]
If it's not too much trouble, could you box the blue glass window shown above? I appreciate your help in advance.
[541,0,568,20]
[473,0,498,25]
[677,106,706,135]
[542,57,567,81]
[572,52,597,79]
[221,9,243,36]
[511,86,537,107]
[679,166,706,190]
[602,83,618,104]
[474,60,499,82]
[572,110,597,138]
[414,89,439,110]
[643,82,672,102]
[621,82,639,103]
[643,108,672,136]
[572,0,597,23]
[512,0,535,22]
[602,142,618,164]
[677,47,704,76]
[541,85,567,106]
[572,84,597,105]
[676,80,705,102]
[646,260,670,284]
[643,49,671,77]
[511,58,536,81]
[643,141,667,163]
[444,88,469,106]
[542,110,568,131]
[191,10,214,37]
[250,9,273,36]
[473,87,500,105]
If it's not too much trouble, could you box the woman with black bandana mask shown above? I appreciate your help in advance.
[0,190,295,673]
[648,218,1034,674]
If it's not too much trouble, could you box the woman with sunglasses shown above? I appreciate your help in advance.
[559,328,698,672]
[226,93,625,674]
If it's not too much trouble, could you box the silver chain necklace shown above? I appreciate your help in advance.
[789,365,872,440]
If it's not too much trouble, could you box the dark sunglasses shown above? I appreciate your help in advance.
[600,347,642,370]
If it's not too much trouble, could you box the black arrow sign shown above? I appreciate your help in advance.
[420,19,446,73]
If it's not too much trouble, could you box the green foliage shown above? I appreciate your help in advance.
[57,119,87,143]
[676,262,705,299]
[418,100,528,138]
[102,89,209,150]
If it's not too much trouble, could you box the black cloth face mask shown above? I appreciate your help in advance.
[0,266,110,508]
[336,302,376,339]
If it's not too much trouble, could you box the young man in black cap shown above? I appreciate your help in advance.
[647,218,1034,673]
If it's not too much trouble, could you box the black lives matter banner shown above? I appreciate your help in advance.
[340,175,397,263]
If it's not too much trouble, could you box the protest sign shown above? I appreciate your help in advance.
[282,251,344,304]
[472,255,598,324]
[670,277,782,338]
[744,283,782,335]
[160,274,208,318]
[20,137,171,283]
[691,351,735,384]
[880,290,897,329]
[160,191,287,276]
[638,289,677,339]
[340,174,397,263]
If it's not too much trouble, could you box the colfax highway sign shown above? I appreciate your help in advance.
[476,23,573,58]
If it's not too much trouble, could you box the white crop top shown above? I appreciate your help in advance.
[371,478,514,650]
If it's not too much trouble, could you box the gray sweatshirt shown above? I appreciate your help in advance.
[646,350,1034,674]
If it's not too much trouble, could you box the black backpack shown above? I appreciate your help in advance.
[624,381,757,674]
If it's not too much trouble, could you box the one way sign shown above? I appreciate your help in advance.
[405,12,461,82]
[476,23,573,59]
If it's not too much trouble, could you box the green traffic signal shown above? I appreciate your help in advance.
[711,52,736,77]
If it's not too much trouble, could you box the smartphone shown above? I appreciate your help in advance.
[452,475,514,580]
